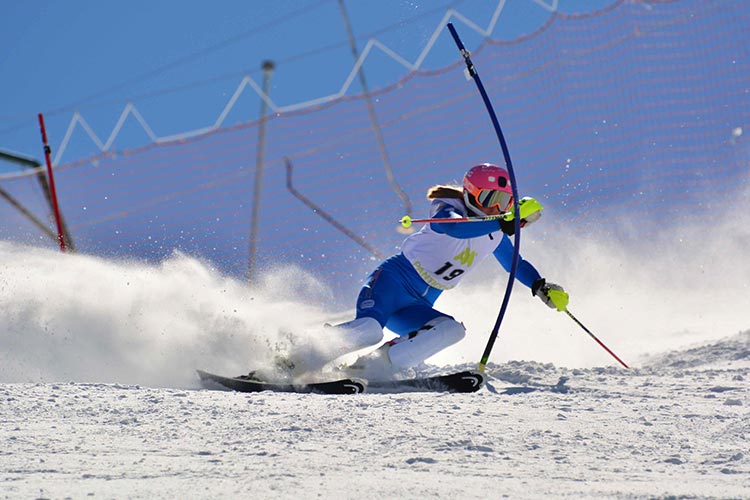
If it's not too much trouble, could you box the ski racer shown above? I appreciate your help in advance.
[327,163,569,377]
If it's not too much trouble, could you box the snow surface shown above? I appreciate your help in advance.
[2,349,749,498]
[1,206,749,497]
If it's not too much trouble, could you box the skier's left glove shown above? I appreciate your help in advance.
[532,278,569,312]
[499,197,543,235]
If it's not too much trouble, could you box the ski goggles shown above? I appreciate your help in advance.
[476,189,513,211]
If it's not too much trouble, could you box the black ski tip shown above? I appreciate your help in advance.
[367,370,485,393]
[310,378,366,395]
[440,370,485,393]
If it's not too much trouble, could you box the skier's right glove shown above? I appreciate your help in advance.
[532,278,569,312]
[499,197,543,235]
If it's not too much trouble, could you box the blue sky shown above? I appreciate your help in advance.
[0,0,612,170]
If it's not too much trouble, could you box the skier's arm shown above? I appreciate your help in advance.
[492,234,542,289]
[494,235,569,310]
[430,197,543,238]
[430,205,503,238]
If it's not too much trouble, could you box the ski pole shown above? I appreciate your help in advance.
[399,198,542,228]
[400,214,502,228]
[565,309,629,369]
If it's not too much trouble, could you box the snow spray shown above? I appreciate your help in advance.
[430,190,750,368]
[0,187,748,385]
[0,243,339,387]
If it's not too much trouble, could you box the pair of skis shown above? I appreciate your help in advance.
[196,369,484,395]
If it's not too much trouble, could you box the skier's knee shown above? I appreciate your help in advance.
[388,316,465,369]
[426,316,466,344]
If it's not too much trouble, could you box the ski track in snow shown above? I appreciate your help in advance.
[2,332,749,499]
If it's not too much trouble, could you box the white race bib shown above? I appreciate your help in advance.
[401,198,500,290]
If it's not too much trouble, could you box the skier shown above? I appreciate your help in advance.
[322,163,569,378]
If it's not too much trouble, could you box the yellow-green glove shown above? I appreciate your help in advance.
[532,278,569,312]
[502,196,543,225]
[499,197,543,235]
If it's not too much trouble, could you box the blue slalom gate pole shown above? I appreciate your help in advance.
[446,23,521,372]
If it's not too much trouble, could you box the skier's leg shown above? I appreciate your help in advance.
[387,316,466,369]
[283,316,383,376]
[343,257,434,346]
[348,306,465,376]
[322,317,384,355]
[289,260,417,375]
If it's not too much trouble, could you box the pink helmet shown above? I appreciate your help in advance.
[462,163,513,215]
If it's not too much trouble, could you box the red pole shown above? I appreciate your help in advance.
[37,113,67,252]
[565,310,629,369]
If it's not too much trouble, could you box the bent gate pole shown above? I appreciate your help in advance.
[446,24,521,373]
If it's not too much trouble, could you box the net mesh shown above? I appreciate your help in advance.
[1,0,748,301]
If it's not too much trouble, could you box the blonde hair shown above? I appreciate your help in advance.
[426,185,463,200]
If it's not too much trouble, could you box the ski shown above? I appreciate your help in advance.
[196,369,365,395]
[367,370,484,393]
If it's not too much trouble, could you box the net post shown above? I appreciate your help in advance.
[247,60,275,282]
